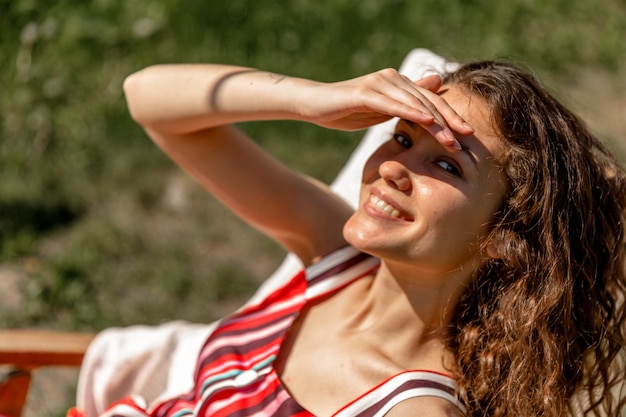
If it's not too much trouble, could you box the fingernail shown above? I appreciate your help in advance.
[444,128,462,150]
[462,122,474,132]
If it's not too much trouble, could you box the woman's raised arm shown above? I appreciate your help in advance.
[122,65,473,264]
[124,64,472,140]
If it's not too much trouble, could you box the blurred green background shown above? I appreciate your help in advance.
[1,0,625,414]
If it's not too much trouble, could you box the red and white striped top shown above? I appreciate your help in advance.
[99,246,467,417]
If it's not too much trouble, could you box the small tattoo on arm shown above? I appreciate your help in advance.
[267,72,286,84]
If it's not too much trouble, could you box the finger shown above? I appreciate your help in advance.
[354,72,466,149]
[412,74,442,92]
[374,90,460,149]
[385,82,457,133]
[380,85,467,150]
[364,71,470,150]
[358,91,435,125]
[417,87,474,136]
[423,124,463,150]
[385,75,461,131]
[359,75,437,123]
[393,91,462,149]
[393,74,475,137]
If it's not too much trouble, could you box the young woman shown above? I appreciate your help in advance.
[93,60,626,416]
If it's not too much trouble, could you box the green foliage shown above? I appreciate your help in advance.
[1,0,625,330]
[1,0,624,415]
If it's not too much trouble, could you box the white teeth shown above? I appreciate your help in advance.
[369,195,402,219]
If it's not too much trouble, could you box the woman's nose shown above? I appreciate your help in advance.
[379,160,412,192]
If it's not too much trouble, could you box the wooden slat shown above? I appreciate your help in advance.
[0,370,32,417]
[0,330,95,368]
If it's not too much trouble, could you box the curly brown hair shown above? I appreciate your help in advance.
[442,61,626,416]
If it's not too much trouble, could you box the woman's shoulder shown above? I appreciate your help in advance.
[384,396,465,417]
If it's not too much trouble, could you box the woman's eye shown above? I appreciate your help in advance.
[436,160,462,177]
[393,134,412,148]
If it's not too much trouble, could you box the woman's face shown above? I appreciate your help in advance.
[343,86,508,278]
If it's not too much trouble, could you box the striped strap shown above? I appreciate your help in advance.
[333,371,467,417]
[305,246,380,301]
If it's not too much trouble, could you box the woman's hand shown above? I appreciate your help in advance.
[297,69,473,150]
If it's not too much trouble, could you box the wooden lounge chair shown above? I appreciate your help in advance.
[0,330,94,417]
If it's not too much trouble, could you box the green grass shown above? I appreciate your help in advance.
[3,0,626,339]
[1,0,625,414]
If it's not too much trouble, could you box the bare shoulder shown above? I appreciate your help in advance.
[384,396,464,417]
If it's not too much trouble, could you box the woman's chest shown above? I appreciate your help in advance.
[273,290,404,417]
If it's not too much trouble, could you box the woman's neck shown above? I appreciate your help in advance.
[336,260,470,371]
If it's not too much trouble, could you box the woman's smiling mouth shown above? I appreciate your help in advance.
[368,194,411,221]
